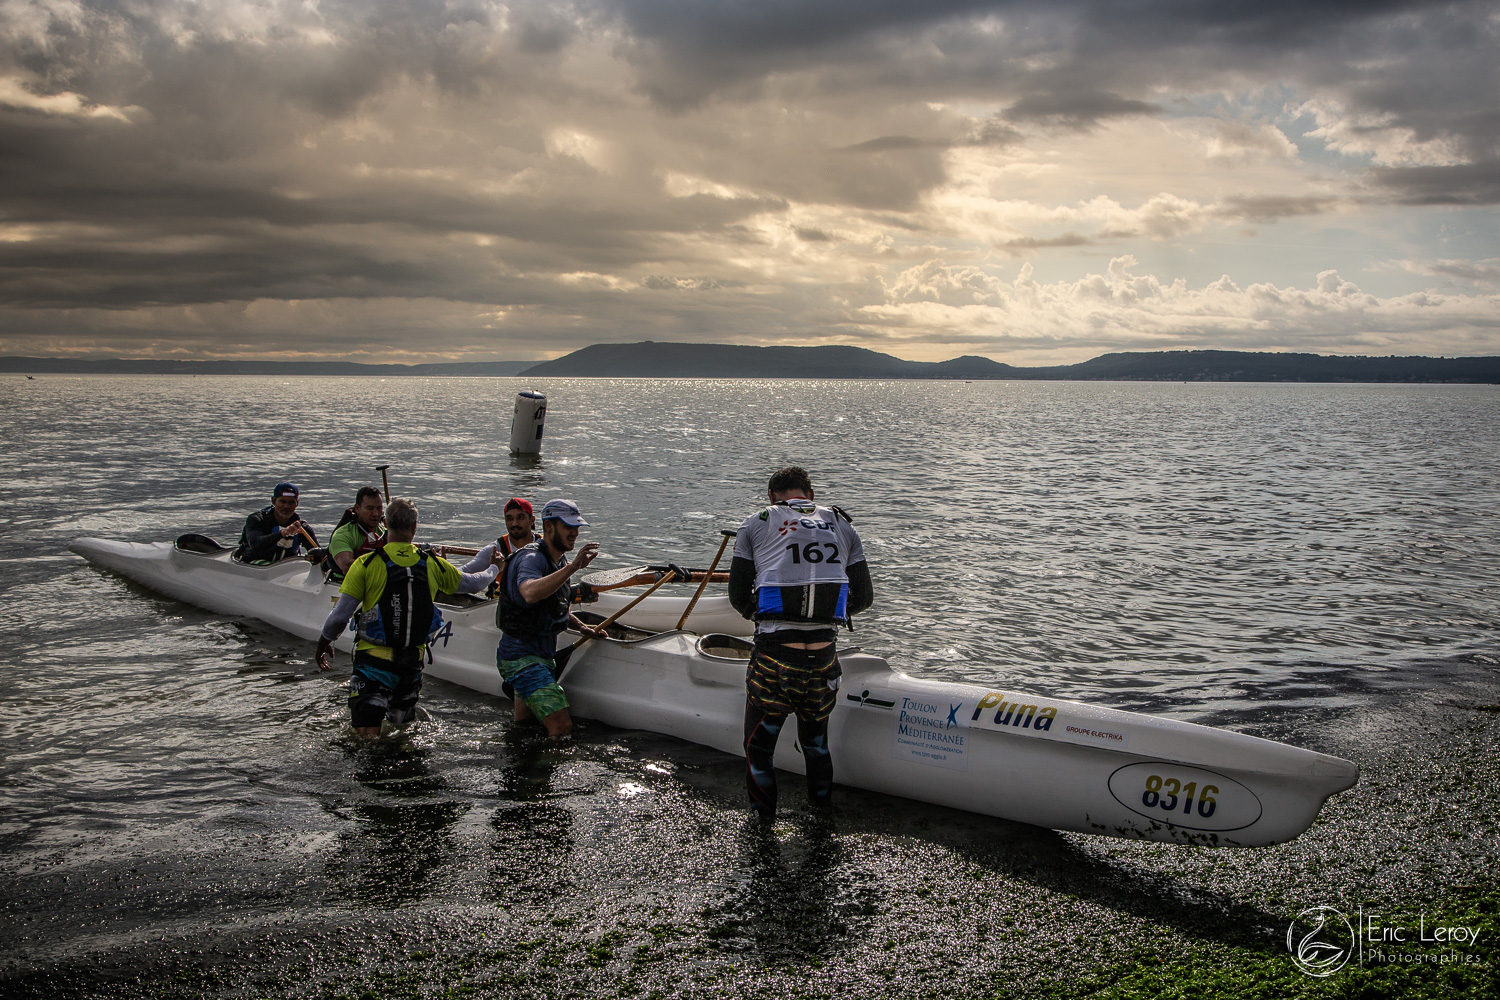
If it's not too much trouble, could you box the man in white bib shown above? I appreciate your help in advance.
[728,466,874,820]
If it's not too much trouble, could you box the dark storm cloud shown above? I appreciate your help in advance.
[6,1,515,119]
[1422,259,1500,285]
[0,238,434,309]
[1000,92,1161,129]
[998,233,1093,252]
[839,136,943,153]
[608,0,1496,194]
[1216,195,1340,223]
[601,0,1001,105]
[1367,162,1500,206]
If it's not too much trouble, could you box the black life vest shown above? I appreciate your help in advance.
[366,550,437,668]
[495,544,570,638]
[478,534,530,598]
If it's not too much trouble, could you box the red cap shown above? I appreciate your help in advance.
[505,497,534,516]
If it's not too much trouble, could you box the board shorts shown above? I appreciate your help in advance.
[497,653,570,720]
[349,651,423,729]
[746,629,841,722]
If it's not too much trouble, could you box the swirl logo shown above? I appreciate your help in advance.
[1287,905,1355,977]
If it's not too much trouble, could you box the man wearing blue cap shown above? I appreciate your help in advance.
[233,481,319,564]
[494,499,599,737]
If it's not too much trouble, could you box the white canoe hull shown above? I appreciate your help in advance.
[590,588,750,636]
[71,536,1358,846]
[565,633,1358,847]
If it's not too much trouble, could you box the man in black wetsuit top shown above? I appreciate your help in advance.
[234,481,319,564]
[728,466,873,820]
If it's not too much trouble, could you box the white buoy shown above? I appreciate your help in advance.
[509,390,546,455]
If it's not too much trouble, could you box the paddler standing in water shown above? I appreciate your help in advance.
[314,498,501,738]
[494,499,599,738]
[326,486,386,581]
[729,467,873,819]
[233,481,319,564]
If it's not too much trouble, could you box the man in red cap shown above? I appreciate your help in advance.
[458,498,536,577]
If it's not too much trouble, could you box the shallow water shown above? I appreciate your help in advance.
[1,375,1497,994]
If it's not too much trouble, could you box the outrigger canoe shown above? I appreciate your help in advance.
[68,534,750,636]
[70,534,1359,846]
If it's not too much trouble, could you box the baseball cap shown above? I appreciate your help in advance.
[272,482,299,499]
[505,497,534,516]
[540,499,588,526]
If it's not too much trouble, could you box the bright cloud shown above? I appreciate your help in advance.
[860,256,1500,363]
[1299,100,1469,168]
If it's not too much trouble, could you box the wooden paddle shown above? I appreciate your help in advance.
[581,565,728,593]
[429,550,722,581]
[580,564,657,590]
[676,529,736,630]
[376,465,391,503]
[436,544,481,558]
[571,565,687,643]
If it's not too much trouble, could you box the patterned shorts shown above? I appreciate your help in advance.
[746,633,841,722]
[497,653,570,720]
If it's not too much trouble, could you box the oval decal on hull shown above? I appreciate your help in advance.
[1107,762,1263,832]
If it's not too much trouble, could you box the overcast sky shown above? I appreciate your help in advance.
[2,0,1497,364]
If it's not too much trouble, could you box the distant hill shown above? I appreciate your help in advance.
[519,341,1022,379]
[6,346,1497,382]
[520,342,1500,383]
[1048,351,1500,382]
[0,357,530,376]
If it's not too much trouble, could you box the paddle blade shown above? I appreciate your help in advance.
[581,565,655,588]
[581,565,730,592]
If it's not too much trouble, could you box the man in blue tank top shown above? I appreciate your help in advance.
[728,467,874,819]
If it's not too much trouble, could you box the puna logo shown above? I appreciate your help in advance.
[969,692,1057,732]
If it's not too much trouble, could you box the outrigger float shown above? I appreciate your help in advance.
[70,533,1358,846]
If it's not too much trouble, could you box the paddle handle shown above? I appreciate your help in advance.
[437,544,481,557]
[676,529,735,630]
[296,525,319,551]
[376,465,390,503]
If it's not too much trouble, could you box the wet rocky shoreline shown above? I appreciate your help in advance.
[5,659,1496,999]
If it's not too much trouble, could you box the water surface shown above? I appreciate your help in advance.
[1,376,1496,995]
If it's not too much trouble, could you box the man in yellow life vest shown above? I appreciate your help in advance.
[314,497,501,738]
[326,485,386,581]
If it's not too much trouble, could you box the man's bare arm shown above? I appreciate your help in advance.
[518,543,599,604]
